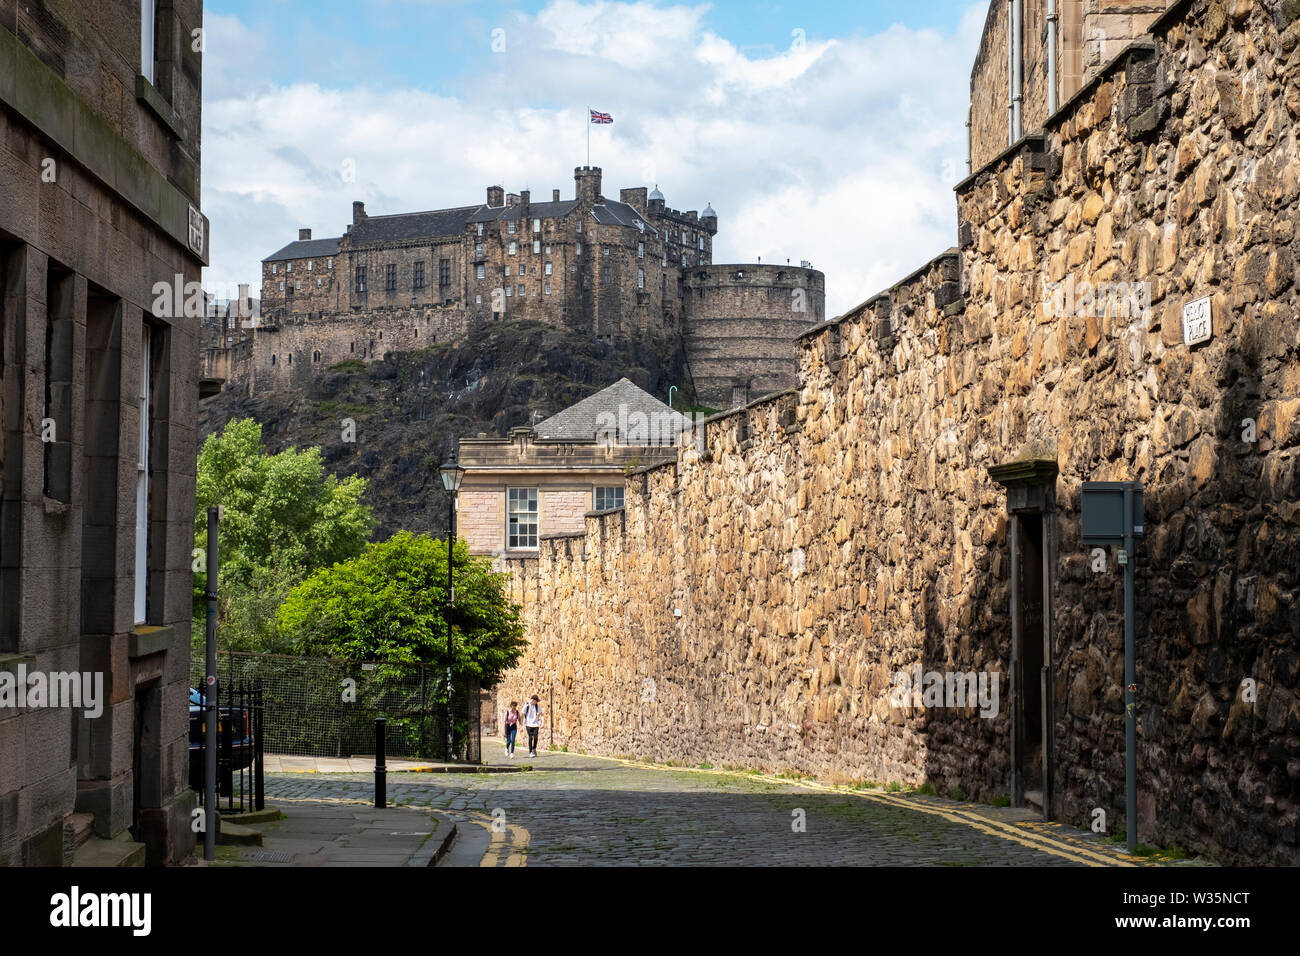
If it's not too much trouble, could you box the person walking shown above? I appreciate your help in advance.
[523,694,543,757]
[503,701,521,758]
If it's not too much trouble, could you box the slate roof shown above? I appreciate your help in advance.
[469,200,580,223]
[590,200,658,236]
[263,237,341,261]
[534,378,690,442]
[348,205,481,244]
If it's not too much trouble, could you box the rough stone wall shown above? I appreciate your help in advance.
[501,0,1300,864]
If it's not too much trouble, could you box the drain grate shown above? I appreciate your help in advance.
[240,849,293,863]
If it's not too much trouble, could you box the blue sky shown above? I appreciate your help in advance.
[201,0,987,316]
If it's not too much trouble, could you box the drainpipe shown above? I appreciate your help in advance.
[1047,0,1059,115]
[1007,0,1015,146]
[1012,0,1024,141]
[966,106,973,175]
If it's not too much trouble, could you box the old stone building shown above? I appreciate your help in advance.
[969,0,1176,172]
[0,0,206,865]
[499,0,1300,864]
[458,378,687,557]
[208,167,824,409]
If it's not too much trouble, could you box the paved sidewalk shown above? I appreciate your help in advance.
[210,800,454,867]
[264,754,519,774]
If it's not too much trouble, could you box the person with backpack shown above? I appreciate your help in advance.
[523,694,543,757]
[503,701,521,758]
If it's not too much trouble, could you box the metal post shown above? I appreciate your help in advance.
[446,492,455,762]
[254,682,265,811]
[375,717,387,808]
[1123,484,1137,854]
[203,506,219,861]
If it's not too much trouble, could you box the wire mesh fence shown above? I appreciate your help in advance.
[190,652,481,762]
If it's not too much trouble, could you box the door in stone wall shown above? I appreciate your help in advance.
[1015,513,1047,811]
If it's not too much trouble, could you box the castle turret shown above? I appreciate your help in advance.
[575,166,602,205]
[701,203,717,235]
[352,201,367,225]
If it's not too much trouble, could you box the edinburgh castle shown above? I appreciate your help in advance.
[201,166,825,409]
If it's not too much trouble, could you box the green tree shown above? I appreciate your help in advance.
[194,418,373,651]
[276,531,527,684]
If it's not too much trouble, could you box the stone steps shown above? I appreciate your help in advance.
[72,832,146,867]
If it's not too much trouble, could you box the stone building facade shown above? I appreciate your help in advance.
[497,0,1300,864]
[1,0,207,865]
[969,0,1175,172]
[206,168,824,409]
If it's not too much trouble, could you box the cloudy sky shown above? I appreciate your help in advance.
[202,0,988,317]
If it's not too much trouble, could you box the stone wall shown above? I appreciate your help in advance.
[499,0,1300,864]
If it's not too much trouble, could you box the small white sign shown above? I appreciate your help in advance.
[188,205,205,256]
[1182,295,1212,346]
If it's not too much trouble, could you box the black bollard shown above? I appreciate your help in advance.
[375,717,387,808]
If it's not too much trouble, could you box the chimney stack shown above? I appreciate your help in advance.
[520,190,530,207]
[487,185,504,207]
[505,192,520,207]
[352,201,367,225]
[299,228,312,241]
[553,189,560,202]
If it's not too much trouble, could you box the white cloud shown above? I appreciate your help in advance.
[201,0,987,318]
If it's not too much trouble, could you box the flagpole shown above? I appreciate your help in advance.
[586,105,590,167]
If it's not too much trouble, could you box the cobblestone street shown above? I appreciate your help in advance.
[263,750,1157,867]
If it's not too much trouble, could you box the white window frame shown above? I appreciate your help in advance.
[141,0,157,84]
[532,218,541,233]
[507,488,539,549]
[134,325,152,623]
[637,242,644,259]
[594,486,624,511]
[544,282,551,295]
[637,268,645,289]
[544,262,553,276]
[308,260,313,271]
[477,223,485,237]
[508,220,517,234]
[476,264,486,279]
[533,240,541,254]
[508,242,517,256]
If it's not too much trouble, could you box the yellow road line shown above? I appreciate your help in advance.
[460,809,530,867]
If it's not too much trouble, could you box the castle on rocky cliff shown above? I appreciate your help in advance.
[201,166,825,409]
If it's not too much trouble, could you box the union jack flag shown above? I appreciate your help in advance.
[589,109,613,124]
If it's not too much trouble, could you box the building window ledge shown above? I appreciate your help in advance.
[134,74,188,141]
[129,623,176,659]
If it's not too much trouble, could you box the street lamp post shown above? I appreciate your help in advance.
[439,450,466,762]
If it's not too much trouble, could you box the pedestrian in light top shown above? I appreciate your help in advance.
[523,694,542,757]
[503,701,521,758]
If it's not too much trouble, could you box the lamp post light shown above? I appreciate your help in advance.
[439,450,466,761]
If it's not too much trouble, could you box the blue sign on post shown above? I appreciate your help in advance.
[1081,482,1143,544]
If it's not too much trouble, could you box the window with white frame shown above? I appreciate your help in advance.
[271,263,278,274]
[576,242,582,255]
[506,286,513,297]
[141,0,157,84]
[532,218,541,233]
[308,260,314,270]
[508,220,516,234]
[699,235,706,251]
[505,265,512,277]
[594,486,624,511]
[507,488,538,548]
[533,240,541,254]
[508,242,517,256]
[637,242,644,259]
[476,294,482,304]
[476,264,486,279]
[477,223,485,236]
[637,269,644,289]
[576,220,583,233]
[544,262,552,276]
[544,282,551,295]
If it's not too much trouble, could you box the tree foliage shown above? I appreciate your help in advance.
[276,531,527,684]
[193,418,373,650]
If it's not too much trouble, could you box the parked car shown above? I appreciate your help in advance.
[188,687,254,792]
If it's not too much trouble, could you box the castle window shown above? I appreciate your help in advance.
[327,258,333,269]
[533,240,540,254]
[544,282,551,295]
[287,262,292,273]
[317,278,323,287]
[602,268,611,285]
[356,266,367,293]
[532,219,541,233]
[477,264,486,279]
[439,259,450,287]
[350,342,354,352]
[271,354,275,365]
[544,262,552,276]
[287,353,292,364]
[286,284,294,298]
[475,243,484,258]
[385,264,397,292]
[476,294,482,304]
[681,254,687,267]
[272,264,278,274]
[307,260,313,271]
[477,223,484,237]
[576,220,583,233]
[637,269,644,289]
[505,265,512,277]
[508,242,517,256]
[378,331,383,340]
[545,245,551,254]
[413,261,425,289]
[313,351,320,362]
[141,0,157,83]
[508,220,516,234]
[576,242,582,255]
[637,242,644,259]
[662,251,668,267]
[517,284,525,296]
[603,247,609,257]
[279,281,285,291]
[699,235,705,251]
[506,286,513,297]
